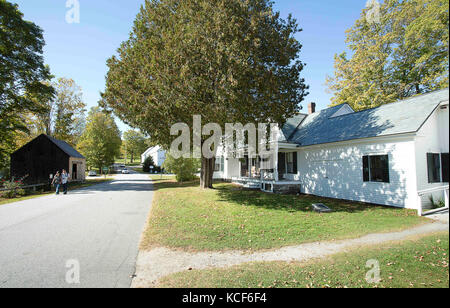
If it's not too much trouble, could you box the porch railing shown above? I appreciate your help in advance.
[417,185,449,216]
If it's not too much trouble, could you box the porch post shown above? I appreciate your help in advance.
[417,195,423,217]
[445,189,449,209]
[274,144,279,182]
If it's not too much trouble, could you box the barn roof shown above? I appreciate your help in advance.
[285,89,449,147]
[46,135,85,159]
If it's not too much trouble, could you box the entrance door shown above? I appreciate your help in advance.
[72,164,78,180]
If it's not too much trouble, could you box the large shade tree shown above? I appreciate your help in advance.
[43,78,86,146]
[0,0,54,170]
[78,107,122,173]
[122,129,148,163]
[326,0,449,110]
[17,78,87,148]
[102,0,308,188]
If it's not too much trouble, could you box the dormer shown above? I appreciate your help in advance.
[330,104,355,118]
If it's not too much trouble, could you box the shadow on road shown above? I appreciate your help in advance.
[70,179,154,194]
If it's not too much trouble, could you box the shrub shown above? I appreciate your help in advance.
[163,153,200,182]
[1,178,26,199]
[429,195,446,209]
[143,156,155,173]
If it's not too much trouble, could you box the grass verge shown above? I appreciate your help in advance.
[141,178,427,251]
[157,233,449,288]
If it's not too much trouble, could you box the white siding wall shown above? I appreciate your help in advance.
[214,154,241,180]
[155,150,166,167]
[298,136,418,209]
[226,157,240,179]
[141,147,166,167]
[414,103,449,206]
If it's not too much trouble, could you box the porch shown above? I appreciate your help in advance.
[231,177,302,194]
[231,144,301,193]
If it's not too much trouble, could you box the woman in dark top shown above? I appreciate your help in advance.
[52,171,62,195]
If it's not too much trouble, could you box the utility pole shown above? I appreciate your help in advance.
[124,141,127,166]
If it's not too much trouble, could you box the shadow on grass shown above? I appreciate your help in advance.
[151,178,200,190]
[149,178,412,215]
[214,182,405,214]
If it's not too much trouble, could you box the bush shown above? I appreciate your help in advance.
[143,156,155,173]
[163,153,200,182]
[1,178,26,199]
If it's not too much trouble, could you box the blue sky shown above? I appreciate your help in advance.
[12,0,367,133]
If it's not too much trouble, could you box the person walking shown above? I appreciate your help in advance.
[61,169,70,195]
[52,171,61,195]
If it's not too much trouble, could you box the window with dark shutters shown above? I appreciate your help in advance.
[278,153,286,175]
[442,153,449,183]
[427,153,441,183]
[284,152,298,174]
[370,155,389,183]
[293,152,298,174]
[363,156,370,182]
[214,156,225,172]
[363,155,390,183]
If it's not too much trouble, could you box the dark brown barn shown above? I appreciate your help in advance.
[10,134,86,185]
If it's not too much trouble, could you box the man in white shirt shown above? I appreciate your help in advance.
[61,169,70,195]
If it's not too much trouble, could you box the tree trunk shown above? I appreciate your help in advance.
[200,156,215,189]
[415,84,421,94]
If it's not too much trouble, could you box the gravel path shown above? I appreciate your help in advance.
[131,219,449,288]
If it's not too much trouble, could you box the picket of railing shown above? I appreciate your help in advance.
[417,185,449,216]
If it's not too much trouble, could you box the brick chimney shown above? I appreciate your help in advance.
[308,102,316,114]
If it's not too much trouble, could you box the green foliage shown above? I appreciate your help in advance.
[163,153,200,182]
[101,0,308,186]
[326,0,449,110]
[0,0,55,169]
[123,129,148,163]
[429,195,446,209]
[1,178,26,199]
[142,156,155,173]
[78,107,122,171]
[49,78,86,146]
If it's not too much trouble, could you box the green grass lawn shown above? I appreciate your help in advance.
[141,178,427,252]
[149,174,176,181]
[114,157,139,165]
[131,167,145,173]
[0,178,113,206]
[157,233,449,288]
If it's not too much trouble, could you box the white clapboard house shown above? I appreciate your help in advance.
[214,89,449,213]
[141,146,167,167]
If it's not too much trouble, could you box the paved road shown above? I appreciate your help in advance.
[0,171,153,288]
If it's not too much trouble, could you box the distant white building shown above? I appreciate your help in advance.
[141,146,166,167]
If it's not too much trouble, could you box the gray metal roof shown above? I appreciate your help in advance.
[280,113,307,141]
[47,135,85,159]
[286,89,449,147]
